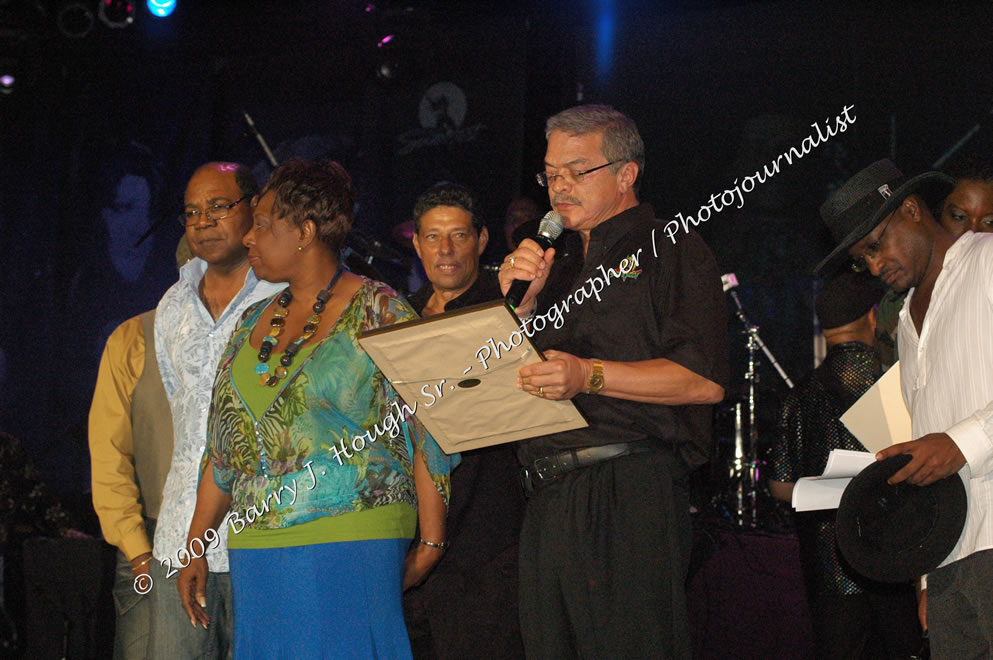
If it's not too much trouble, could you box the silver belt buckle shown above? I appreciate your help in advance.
[520,466,535,495]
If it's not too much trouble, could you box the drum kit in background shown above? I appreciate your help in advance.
[705,274,795,529]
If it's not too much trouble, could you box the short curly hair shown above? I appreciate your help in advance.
[259,158,354,252]
[412,182,483,234]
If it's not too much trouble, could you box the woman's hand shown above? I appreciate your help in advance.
[178,556,210,628]
[176,464,231,629]
[407,451,447,590]
[403,542,444,591]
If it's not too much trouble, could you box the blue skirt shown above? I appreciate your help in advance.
[229,538,412,659]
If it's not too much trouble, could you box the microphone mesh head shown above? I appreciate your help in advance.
[537,211,565,241]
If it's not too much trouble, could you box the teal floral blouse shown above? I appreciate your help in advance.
[201,278,455,530]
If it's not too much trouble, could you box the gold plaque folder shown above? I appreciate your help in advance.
[358,301,588,454]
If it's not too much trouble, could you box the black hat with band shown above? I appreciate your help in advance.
[814,159,954,276]
[836,454,967,583]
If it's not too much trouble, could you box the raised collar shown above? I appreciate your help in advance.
[940,229,979,274]
[900,231,982,324]
[179,256,258,290]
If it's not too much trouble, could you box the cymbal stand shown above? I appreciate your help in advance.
[728,291,793,527]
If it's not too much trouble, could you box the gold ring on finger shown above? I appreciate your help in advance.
[509,256,516,267]
[538,386,543,396]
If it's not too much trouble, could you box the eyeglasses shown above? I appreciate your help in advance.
[851,210,898,272]
[178,195,249,228]
[536,161,620,188]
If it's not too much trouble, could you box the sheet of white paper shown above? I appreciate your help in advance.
[791,448,876,511]
[792,477,854,512]
[821,448,877,478]
[839,361,912,453]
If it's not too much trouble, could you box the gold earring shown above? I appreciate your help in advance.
[297,245,303,252]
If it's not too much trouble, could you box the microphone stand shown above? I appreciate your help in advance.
[242,109,279,168]
[137,110,280,250]
[727,290,793,528]
[133,209,176,249]
[133,111,280,250]
[931,102,992,169]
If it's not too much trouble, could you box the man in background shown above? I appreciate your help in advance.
[503,196,540,253]
[404,182,525,659]
[409,182,499,315]
[89,237,191,659]
[89,307,174,659]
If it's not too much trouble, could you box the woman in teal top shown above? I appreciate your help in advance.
[177,159,455,658]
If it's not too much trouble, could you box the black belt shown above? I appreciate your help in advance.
[520,441,656,495]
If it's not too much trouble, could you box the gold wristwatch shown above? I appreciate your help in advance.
[587,360,604,395]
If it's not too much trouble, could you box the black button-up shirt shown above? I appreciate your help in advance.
[408,269,501,315]
[406,268,524,572]
[520,203,730,469]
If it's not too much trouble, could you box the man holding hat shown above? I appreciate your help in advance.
[770,271,920,659]
[816,158,993,657]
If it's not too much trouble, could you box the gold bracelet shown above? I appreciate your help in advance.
[133,554,154,569]
[419,538,448,551]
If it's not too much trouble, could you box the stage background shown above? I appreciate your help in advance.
[1,0,991,512]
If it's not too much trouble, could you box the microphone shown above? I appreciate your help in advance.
[506,211,565,309]
[721,272,739,292]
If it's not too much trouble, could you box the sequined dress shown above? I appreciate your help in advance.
[772,341,881,596]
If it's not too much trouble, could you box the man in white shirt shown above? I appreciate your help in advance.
[151,162,282,657]
[816,159,993,657]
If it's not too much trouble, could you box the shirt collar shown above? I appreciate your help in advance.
[178,256,262,290]
[898,232,981,323]
[179,256,207,287]
[410,269,500,314]
[941,229,976,274]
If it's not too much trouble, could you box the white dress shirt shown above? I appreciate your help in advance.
[153,258,283,571]
[899,231,993,570]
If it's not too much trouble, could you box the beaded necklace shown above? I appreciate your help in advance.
[255,263,345,387]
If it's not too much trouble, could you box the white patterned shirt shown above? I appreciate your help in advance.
[153,258,283,571]
[899,231,993,571]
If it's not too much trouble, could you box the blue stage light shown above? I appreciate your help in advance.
[146,0,176,18]
[594,0,616,85]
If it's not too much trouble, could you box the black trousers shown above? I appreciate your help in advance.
[929,548,993,659]
[808,587,920,660]
[518,449,691,660]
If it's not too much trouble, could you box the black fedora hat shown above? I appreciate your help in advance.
[836,454,966,583]
[814,159,954,275]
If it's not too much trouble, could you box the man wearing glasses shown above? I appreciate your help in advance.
[815,158,993,657]
[150,163,282,657]
[499,105,729,658]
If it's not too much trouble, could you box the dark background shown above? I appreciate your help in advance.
[1,0,992,498]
